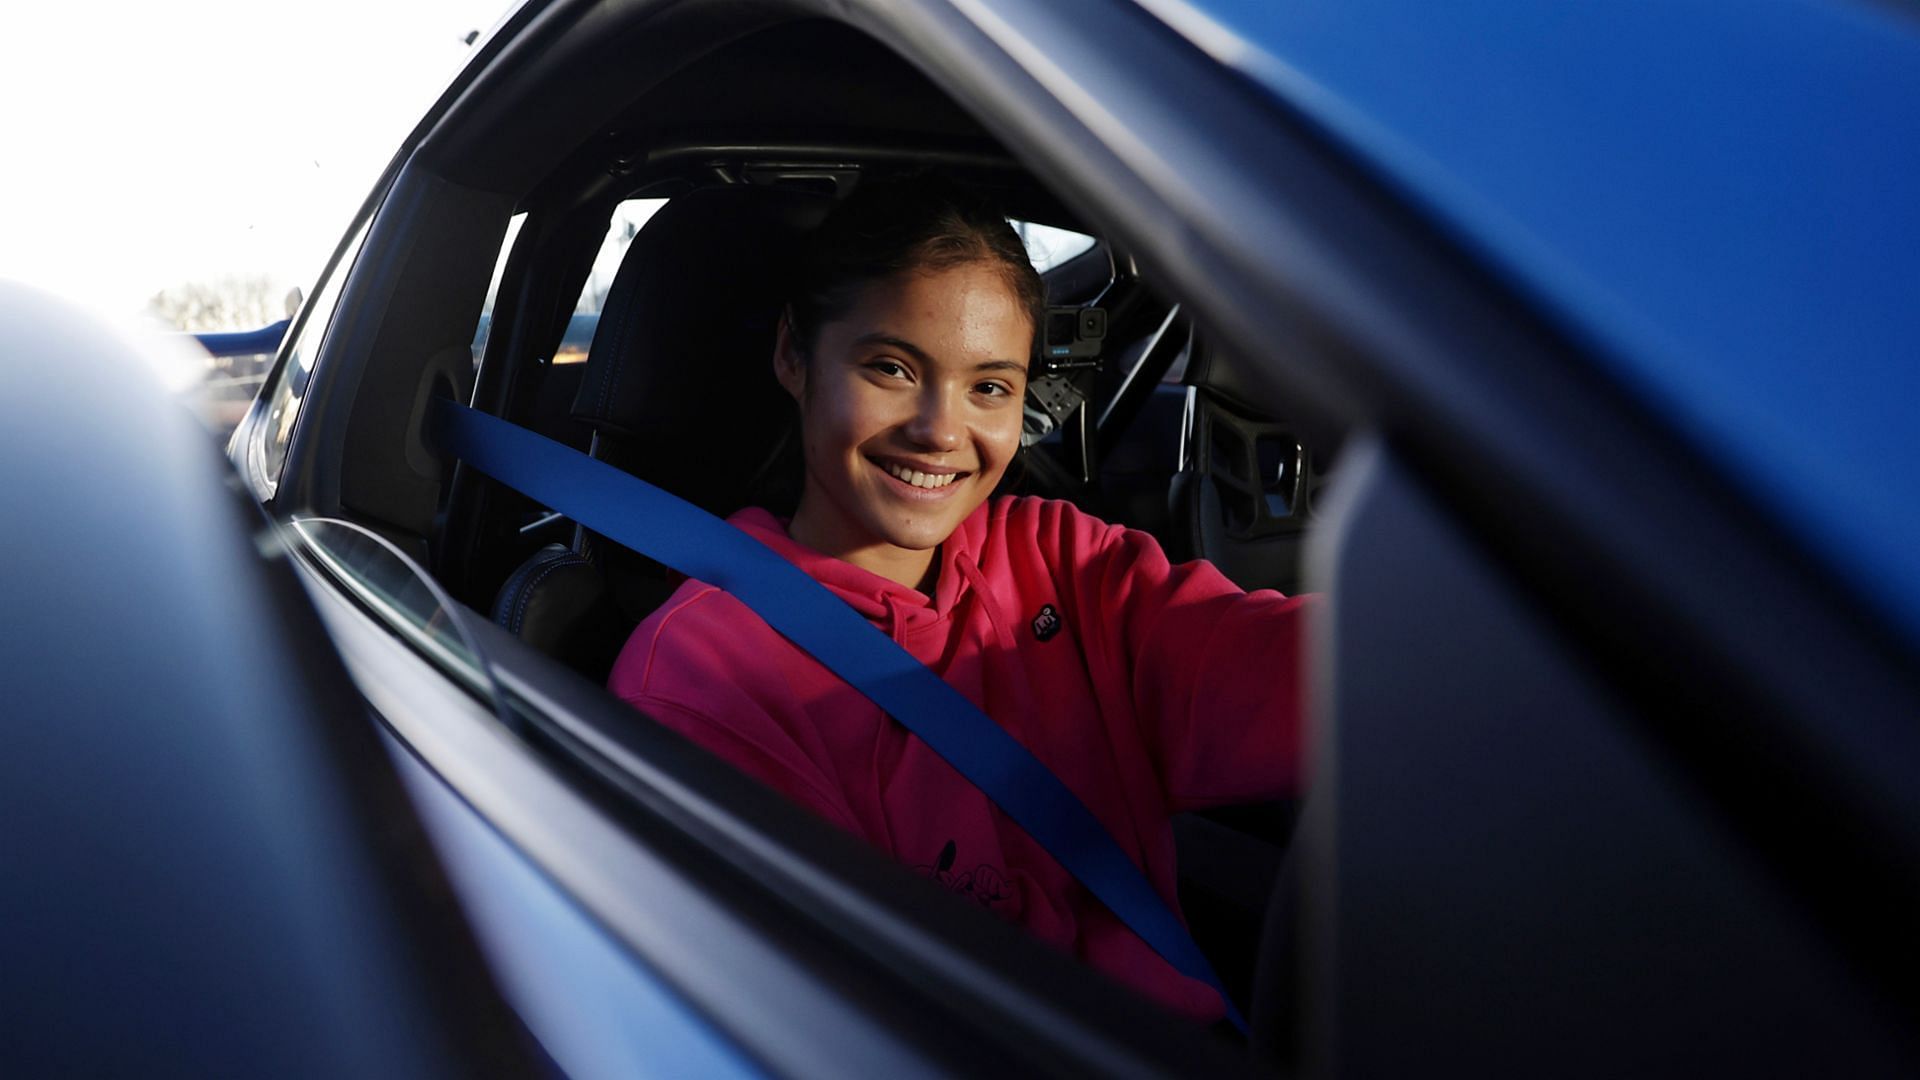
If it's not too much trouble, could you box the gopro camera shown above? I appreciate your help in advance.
[1040,305,1106,370]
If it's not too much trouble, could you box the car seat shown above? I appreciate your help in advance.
[490,184,832,676]
[1165,340,1331,596]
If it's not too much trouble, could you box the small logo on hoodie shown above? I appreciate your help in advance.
[1031,603,1062,642]
[915,840,1013,908]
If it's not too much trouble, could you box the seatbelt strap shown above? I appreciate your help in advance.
[432,398,1245,1031]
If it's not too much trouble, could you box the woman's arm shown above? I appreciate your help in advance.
[624,692,869,836]
[609,587,870,838]
[1042,501,1314,811]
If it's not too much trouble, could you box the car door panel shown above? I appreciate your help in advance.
[1294,437,1918,1076]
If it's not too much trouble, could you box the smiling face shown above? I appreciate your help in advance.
[776,261,1034,589]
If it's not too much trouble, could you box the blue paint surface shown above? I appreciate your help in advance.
[1148,0,1920,642]
[392,741,761,1080]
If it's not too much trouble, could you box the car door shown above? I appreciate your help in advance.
[0,284,534,1078]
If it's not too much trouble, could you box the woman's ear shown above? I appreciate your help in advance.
[772,310,806,402]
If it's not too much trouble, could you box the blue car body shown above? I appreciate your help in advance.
[1154,0,1920,644]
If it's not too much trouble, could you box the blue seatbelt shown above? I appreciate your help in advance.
[432,398,1246,1031]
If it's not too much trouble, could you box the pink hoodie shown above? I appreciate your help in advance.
[607,495,1310,1021]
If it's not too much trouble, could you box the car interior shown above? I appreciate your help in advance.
[255,3,1920,1075]
[278,12,1340,1065]
[433,18,1331,1035]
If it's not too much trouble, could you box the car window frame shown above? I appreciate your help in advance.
[238,217,372,503]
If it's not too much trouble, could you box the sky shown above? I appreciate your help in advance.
[0,0,518,323]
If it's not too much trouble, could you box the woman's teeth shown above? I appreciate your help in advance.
[885,462,959,489]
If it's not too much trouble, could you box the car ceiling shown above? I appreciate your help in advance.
[421,12,1013,210]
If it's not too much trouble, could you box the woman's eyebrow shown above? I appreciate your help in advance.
[852,333,933,364]
[853,333,1026,373]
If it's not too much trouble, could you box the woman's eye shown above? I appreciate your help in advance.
[869,360,909,379]
[975,381,1013,398]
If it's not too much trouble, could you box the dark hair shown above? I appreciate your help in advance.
[786,176,1045,365]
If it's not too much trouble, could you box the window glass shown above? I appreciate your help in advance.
[560,199,669,365]
[1013,220,1096,274]
[470,212,529,367]
[290,516,490,699]
[536,204,1083,370]
[258,220,370,492]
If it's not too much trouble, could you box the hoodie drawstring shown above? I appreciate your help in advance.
[953,555,1018,653]
[880,593,908,641]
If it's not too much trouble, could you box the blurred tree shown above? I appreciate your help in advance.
[147,273,288,332]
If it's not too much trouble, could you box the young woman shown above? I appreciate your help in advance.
[608,179,1313,1024]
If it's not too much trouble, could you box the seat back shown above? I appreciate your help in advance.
[571,185,831,517]
[493,185,832,669]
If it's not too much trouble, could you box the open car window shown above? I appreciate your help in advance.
[1014,219,1095,273]
[238,5,1920,1077]
[578,200,670,316]
[470,212,528,366]
[557,199,671,367]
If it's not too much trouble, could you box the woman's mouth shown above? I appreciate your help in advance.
[872,457,968,495]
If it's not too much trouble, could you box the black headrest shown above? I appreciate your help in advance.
[571,185,831,514]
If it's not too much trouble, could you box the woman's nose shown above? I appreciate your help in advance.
[905,388,965,451]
